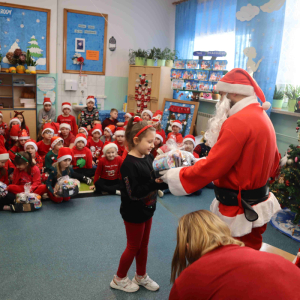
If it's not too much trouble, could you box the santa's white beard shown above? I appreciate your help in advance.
[205,95,231,148]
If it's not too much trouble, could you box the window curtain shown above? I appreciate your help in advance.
[175,0,198,59]
[234,0,286,115]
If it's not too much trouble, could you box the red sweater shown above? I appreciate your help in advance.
[102,118,118,130]
[94,156,123,182]
[193,151,199,158]
[113,140,125,157]
[11,165,42,192]
[169,245,300,300]
[167,132,183,143]
[37,140,51,160]
[0,160,15,185]
[86,137,104,158]
[34,153,44,172]
[71,147,93,169]
[59,132,75,147]
[57,114,78,135]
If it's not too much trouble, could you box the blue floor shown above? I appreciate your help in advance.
[0,189,299,300]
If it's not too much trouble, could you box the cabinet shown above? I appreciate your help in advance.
[0,73,37,140]
[127,66,173,114]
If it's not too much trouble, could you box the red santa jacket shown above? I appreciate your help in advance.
[167,132,183,143]
[71,146,93,169]
[113,140,125,157]
[86,137,103,159]
[94,156,123,182]
[164,97,281,237]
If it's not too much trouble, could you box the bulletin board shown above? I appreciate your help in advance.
[161,98,199,137]
[0,2,50,73]
[63,9,108,75]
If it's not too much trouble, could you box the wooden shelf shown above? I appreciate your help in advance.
[0,84,12,87]
[271,109,300,117]
[0,96,12,98]
[13,84,36,87]
[199,98,219,104]
[171,78,220,82]
[172,68,228,72]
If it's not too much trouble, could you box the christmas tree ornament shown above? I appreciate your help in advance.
[142,86,146,91]
[286,180,290,186]
[138,87,142,93]
[135,84,139,90]
[143,102,148,108]
[140,74,146,84]
[287,158,294,165]
[295,157,299,163]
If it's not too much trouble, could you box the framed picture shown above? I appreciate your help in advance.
[0,2,51,73]
[63,8,108,75]
[161,98,199,136]
[75,38,85,52]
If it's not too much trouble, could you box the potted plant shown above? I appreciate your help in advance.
[212,90,220,100]
[154,47,167,67]
[25,50,38,72]
[164,48,178,67]
[285,85,300,112]
[128,49,147,66]
[272,85,285,109]
[146,48,155,66]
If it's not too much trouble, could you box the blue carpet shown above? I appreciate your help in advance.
[0,189,299,300]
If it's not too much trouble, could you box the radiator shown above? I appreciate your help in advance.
[196,112,214,134]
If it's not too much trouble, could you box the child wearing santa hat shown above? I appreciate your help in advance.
[59,123,75,148]
[113,127,126,157]
[44,136,64,173]
[5,118,22,149]
[90,142,123,195]
[86,124,104,166]
[78,127,89,139]
[46,147,92,203]
[57,102,77,135]
[79,95,100,131]
[24,139,44,173]
[183,135,199,158]
[14,111,30,135]
[37,123,54,160]
[149,110,165,143]
[151,131,164,159]
[9,129,30,161]
[0,111,8,137]
[100,124,115,145]
[167,120,183,143]
[71,133,95,178]
[38,97,56,130]
[141,109,153,121]
[124,112,134,122]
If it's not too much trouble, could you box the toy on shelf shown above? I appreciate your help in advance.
[198,82,212,92]
[182,70,195,80]
[213,60,228,70]
[174,59,186,69]
[54,176,80,197]
[209,71,223,82]
[203,92,212,100]
[200,60,212,70]
[172,80,184,90]
[196,70,209,81]
[171,69,182,79]
[186,60,198,69]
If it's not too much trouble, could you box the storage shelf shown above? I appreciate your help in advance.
[2,107,35,110]
[172,68,228,72]
[0,96,12,98]
[271,108,300,117]
[171,78,220,82]
[172,89,214,93]
[13,84,36,87]
[199,98,219,104]
[0,72,36,76]
[0,84,12,87]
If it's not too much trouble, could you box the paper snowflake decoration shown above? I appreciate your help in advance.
[36,19,40,23]
[4,45,7,48]
[183,104,185,106]
[16,39,19,42]
[22,12,25,15]
[4,31,7,34]
[20,24,24,28]
[191,105,194,108]
[7,18,10,21]
[42,36,45,39]
[165,109,168,112]
[177,114,180,117]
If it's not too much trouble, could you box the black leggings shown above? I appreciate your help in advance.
[0,192,15,210]
[95,178,120,194]
[76,168,96,178]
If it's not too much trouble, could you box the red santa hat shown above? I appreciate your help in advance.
[114,127,125,136]
[0,135,8,160]
[215,68,271,110]
[62,102,72,110]
[183,134,196,147]
[57,147,73,163]
[172,120,182,130]
[0,111,3,118]
[153,110,163,120]
[24,139,38,152]
[43,97,52,106]
[124,112,134,119]
[78,127,88,137]
[74,133,87,146]
[42,123,55,135]
[133,116,143,124]
[92,124,102,135]
[124,120,129,128]
[141,109,153,119]
[86,95,95,105]
[10,124,21,140]
[51,136,63,149]
[155,131,164,143]
[105,125,116,136]
[51,122,60,135]
[102,142,118,156]
[150,117,161,125]
[18,129,30,140]
[9,117,21,127]
[59,123,71,131]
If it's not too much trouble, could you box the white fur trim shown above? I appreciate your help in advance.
[229,95,259,117]
[155,133,163,143]
[62,104,72,110]
[74,136,87,146]
[51,137,63,149]
[141,110,153,119]
[24,141,38,152]
[59,123,71,130]
[0,153,9,160]
[216,81,255,96]
[114,130,125,136]
[210,192,281,237]
[172,122,182,130]
[79,127,88,136]
[102,143,118,155]
[262,101,271,110]
[0,113,3,117]
[183,138,195,147]
[42,128,54,135]
[57,154,72,163]
[9,118,21,126]
[92,129,102,135]
[105,128,113,136]
[10,136,18,140]
[18,136,30,140]
[161,167,188,196]
[86,97,95,104]
[125,113,133,119]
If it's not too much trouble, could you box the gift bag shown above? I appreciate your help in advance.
[0,181,8,198]
[54,176,80,197]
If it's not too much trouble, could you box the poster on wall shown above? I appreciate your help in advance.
[63,9,108,75]
[37,74,57,105]
[0,2,50,73]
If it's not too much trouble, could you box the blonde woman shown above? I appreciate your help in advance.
[169,210,300,300]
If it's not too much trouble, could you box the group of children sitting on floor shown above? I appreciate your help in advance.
[0,95,210,211]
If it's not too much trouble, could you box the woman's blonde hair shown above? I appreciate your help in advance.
[171,210,244,283]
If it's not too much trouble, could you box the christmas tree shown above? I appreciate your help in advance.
[270,119,300,224]
[27,35,43,59]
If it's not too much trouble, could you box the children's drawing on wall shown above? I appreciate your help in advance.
[243,47,263,76]
[75,38,85,52]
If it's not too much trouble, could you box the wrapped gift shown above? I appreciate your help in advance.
[54,176,80,197]
[15,183,42,210]
[0,181,8,198]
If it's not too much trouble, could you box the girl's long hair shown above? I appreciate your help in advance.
[14,151,34,175]
[14,111,27,131]
[55,161,70,178]
[171,210,244,283]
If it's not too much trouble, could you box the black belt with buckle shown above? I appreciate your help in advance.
[214,185,269,222]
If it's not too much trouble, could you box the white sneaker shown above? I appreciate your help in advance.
[116,190,121,195]
[132,273,159,291]
[158,190,164,198]
[110,275,139,293]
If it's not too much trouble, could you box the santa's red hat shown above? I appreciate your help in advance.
[124,112,134,119]
[62,102,72,110]
[141,109,153,119]
[183,134,196,147]
[18,129,30,140]
[51,122,60,135]
[114,127,125,136]
[59,123,71,131]
[105,125,116,136]
[57,147,73,163]
[86,95,95,105]
[74,133,87,146]
[78,127,88,137]
[215,68,271,110]
[43,97,52,106]
[42,123,54,135]
[102,142,118,156]
[172,120,182,130]
[92,124,102,135]
[51,136,63,149]
[150,117,161,125]
[155,131,164,144]
[10,124,21,140]
[9,118,21,127]
[24,139,38,152]
[153,110,163,120]
[133,116,142,124]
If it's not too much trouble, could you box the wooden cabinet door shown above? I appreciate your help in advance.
[145,67,161,99]
[127,96,136,113]
[128,66,146,97]
[23,110,37,140]
[149,97,158,113]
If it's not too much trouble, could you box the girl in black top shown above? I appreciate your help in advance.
[110,116,167,293]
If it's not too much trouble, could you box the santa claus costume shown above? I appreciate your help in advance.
[162,68,281,250]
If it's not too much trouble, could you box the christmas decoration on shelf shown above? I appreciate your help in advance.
[135,73,152,114]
